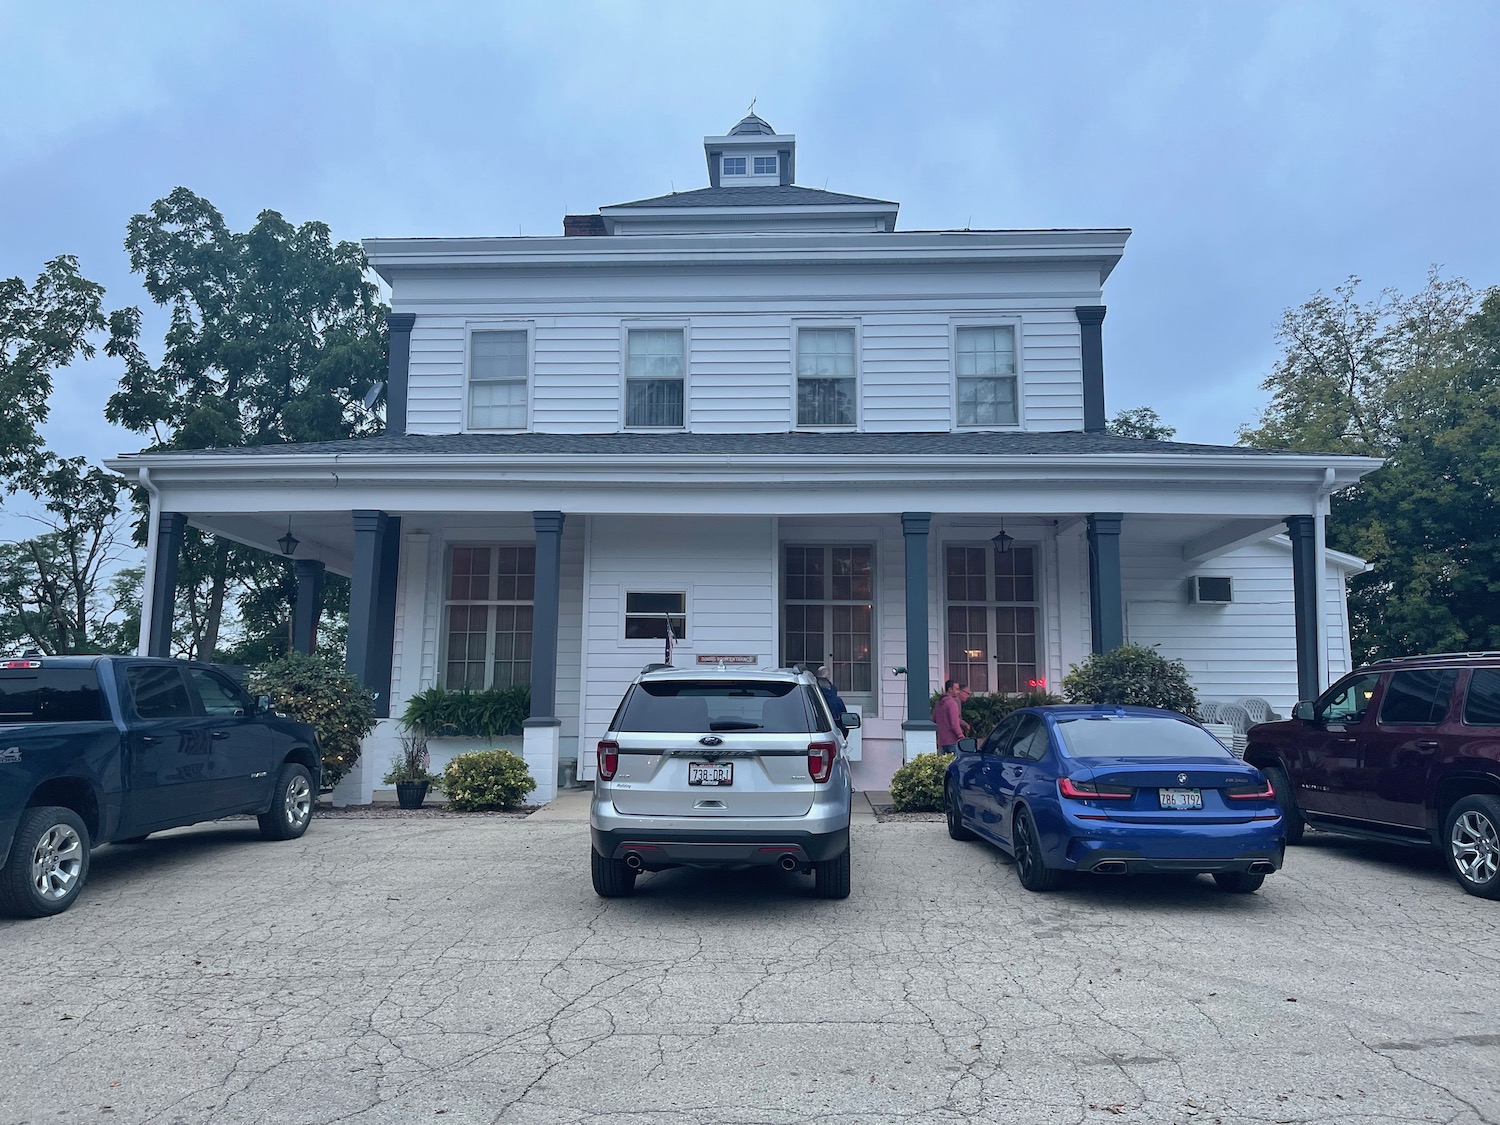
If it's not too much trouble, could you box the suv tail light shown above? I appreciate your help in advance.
[597,739,620,780]
[807,740,837,783]
[1225,779,1275,801]
[1058,776,1134,800]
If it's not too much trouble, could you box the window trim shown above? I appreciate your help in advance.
[753,154,779,176]
[621,589,690,646]
[438,541,538,691]
[942,538,1046,695]
[620,321,691,431]
[722,155,747,177]
[792,320,861,431]
[465,322,534,433]
[949,317,1024,430]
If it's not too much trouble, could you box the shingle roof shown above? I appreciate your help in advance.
[139,431,1302,459]
[603,185,896,210]
[728,113,776,136]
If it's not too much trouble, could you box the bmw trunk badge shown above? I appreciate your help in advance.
[1177,773,1188,784]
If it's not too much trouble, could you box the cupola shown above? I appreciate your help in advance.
[704,108,795,187]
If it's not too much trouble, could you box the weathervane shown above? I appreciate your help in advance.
[748,97,757,115]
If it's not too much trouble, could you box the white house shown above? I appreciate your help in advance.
[107,113,1382,803]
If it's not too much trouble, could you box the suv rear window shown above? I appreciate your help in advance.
[1378,669,1457,725]
[1463,668,1500,726]
[614,680,823,734]
[0,668,106,722]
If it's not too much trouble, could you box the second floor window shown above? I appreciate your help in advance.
[469,330,528,429]
[723,156,746,176]
[955,325,1018,427]
[626,329,685,428]
[753,155,778,175]
[796,327,856,428]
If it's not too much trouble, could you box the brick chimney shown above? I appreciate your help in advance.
[563,214,607,236]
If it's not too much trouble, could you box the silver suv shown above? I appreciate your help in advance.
[590,666,858,899]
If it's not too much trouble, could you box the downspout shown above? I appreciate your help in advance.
[1314,467,1336,688]
[136,466,161,657]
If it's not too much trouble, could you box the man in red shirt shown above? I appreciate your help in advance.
[932,679,964,754]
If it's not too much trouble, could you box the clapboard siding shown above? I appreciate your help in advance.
[690,318,792,431]
[578,515,778,776]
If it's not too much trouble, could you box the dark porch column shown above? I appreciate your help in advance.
[528,511,565,719]
[385,313,416,434]
[292,560,326,655]
[147,512,186,657]
[1076,306,1108,434]
[901,513,935,729]
[1087,513,1124,654]
[347,510,400,718]
[1286,514,1320,701]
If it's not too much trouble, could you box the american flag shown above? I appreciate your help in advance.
[664,614,675,665]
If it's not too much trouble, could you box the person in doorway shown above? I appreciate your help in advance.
[815,665,847,723]
[933,679,964,754]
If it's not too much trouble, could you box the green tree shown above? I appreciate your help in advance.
[0,256,106,492]
[1107,406,1176,441]
[105,188,388,659]
[1240,271,1500,661]
[0,456,131,654]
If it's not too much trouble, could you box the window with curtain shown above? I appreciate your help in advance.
[626,329,685,428]
[796,327,856,428]
[782,544,874,697]
[469,329,529,429]
[955,325,1018,427]
[945,544,1040,693]
[443,545,536,689]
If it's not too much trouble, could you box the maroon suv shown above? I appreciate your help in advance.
[1244,652,1500,899]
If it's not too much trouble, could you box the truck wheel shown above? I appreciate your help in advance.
[0,806,92,918]
[1262,765,1304,845]
[591,848,636,897]
[1445,795,1500,899]
[258,764,314,841]
[813,846,851,899]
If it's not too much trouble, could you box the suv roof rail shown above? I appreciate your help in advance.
[1366,651,1500,666]
[640,662,671,673]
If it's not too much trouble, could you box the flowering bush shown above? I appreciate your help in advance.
[250,651,375,786]
[443,749,535,811]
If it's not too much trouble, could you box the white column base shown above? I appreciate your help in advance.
[330,719,399,806]
[522,721,560,805]
[902,725,938,763]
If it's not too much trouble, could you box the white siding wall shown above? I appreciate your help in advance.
[578,515,778,778]
[1122,538,1356,715]
[396,265,1101,436]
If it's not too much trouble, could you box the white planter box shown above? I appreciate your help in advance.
[426,735,525,777]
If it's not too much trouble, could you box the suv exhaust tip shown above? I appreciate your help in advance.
[624,853,644,871]
[778,854,799,872]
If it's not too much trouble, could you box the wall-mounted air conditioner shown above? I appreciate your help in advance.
[1188,575,1233,604]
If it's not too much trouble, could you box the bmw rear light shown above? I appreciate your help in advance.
[597,739,620,781]
[1225,779,1276,801]
[1058,776,1134,800]
[807,740,837,783]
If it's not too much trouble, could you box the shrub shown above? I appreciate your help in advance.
[443,749,536,811]
[250,651,376,787]
[889,751,953,812]
[1062,643,1199,718]
[402,684,530,740]
[926,688,1064,743]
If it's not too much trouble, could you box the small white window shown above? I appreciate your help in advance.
[469,330,528,429]
[955,325,1018,427]
[722,156,746,176]
[625,592,687,640]
[626,329,685,428]
[796,327,857,428]
[753,155,778,176]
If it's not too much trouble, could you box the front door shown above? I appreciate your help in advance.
[964,713,1021,833]
[1294,672,1381,818]
[122,664,218,831]
[992,713,1050,847]
[186,667,273,813]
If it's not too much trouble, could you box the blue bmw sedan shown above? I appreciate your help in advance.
[944,705,1284,893]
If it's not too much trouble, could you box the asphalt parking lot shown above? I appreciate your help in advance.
[2,795,1498,1125]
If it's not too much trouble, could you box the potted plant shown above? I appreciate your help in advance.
[383,732,438,809]
[400,684,530,776]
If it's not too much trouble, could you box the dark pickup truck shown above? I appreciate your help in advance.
[0,655,321,918]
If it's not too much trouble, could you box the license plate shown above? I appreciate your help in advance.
[1159,787,1202,810]
[688,761,733,786]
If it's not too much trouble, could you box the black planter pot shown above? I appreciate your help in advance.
[395,781,430,810]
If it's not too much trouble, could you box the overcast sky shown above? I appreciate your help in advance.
[3,0,1497,503]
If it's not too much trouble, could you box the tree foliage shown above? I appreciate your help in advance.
[104,188,388,659]
[0,256,106,491]
[1107,406,1176,441]
[0,456,132,654]
[249,651,376,786]
[1240,271,1500,662]
[1062,643,1200,717]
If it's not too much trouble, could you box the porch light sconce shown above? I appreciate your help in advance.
[991,521,1014,554]
[278,520,299,557]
